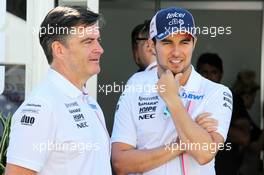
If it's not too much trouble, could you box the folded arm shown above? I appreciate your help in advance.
[111,141,184,175]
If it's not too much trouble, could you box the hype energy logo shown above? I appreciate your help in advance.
[180,91,204,100]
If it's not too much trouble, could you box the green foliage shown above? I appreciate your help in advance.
[0,113,12,175]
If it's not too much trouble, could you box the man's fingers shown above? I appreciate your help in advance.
[197,118,218,127]
[199,120,218,128]
[196,113,218,131]
[174,73,183,82]
[166,69,173,75]
[205,127,218,133]
[195,113,212,122]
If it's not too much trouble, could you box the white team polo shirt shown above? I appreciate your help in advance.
[145,61,157,71]
[111,66,232,175]
[7,68,112,175]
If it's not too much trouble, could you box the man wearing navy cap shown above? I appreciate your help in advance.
[111,7,232,175]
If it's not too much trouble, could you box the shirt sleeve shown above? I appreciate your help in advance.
[111,78,138,147]
[204,86,233,141]
[6,96,56,172]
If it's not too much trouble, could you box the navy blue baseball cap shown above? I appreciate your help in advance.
[149,7,196,40]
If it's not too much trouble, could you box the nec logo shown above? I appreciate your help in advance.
[21,115,35,126]
[139,113,155,120]
[180,92,204,100]
[77,122,89,129]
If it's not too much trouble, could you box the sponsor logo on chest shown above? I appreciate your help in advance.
[179,92,204,101]
[21,115,35,126]
[65,101,89,129]
[138,96,158,120]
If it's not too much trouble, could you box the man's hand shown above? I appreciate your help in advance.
[195,113,218,133]
[157,69,182,103]
[5,163,37,175]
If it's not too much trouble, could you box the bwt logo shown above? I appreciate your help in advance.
[180,92,204,100]
[21,115,35,126]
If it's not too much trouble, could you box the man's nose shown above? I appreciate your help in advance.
[95,41,104,54]
[171,45,181,57]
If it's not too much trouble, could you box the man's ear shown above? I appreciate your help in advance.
[192,37,197,51]
[132,47,140,65]
[146,39,156,55]
[51,41,66,60]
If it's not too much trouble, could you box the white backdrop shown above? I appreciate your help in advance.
[0,0,5,29]
[0,66,4,95]
[0,0,5,94]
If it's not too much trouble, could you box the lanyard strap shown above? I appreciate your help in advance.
[180,100,194,175]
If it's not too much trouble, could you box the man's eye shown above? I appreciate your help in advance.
[182,40,190,44]
[84,40,92,44]
[162,41,171,45]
